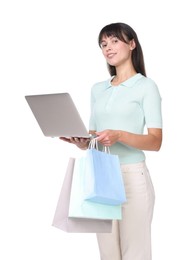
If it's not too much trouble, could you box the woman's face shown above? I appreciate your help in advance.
[100,35,133,67]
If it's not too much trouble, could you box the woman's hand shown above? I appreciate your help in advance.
[59,137,90,150]
[96,130,121,146]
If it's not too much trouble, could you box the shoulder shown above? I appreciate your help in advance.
[91,78,111,96]
[137,75,161,96]
[92,78,111,90]
[139,75,158,88]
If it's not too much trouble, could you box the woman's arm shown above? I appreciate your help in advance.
[96,128,162,151]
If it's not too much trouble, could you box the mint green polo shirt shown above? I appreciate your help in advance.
[89,73,162,164]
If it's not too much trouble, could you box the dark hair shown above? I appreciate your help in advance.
[98,22,146,77]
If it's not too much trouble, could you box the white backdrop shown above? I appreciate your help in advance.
[0,0,195,259]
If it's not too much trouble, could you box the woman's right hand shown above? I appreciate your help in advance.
[59,137,90,150]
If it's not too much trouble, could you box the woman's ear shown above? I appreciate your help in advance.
[130,39,136,51]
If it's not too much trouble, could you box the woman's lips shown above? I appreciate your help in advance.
[107,53,116,58]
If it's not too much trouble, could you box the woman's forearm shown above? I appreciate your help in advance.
[118,129,162,151]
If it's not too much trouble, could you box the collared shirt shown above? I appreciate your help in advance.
[89,73,162,164]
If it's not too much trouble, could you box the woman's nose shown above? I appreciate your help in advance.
[106,43,112,51]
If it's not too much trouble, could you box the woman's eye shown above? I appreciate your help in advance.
[101,43,107,48]
[112,39,118,44]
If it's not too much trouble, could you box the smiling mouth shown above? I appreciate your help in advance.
[107,53,116,58]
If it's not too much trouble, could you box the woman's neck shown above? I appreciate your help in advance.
[111,62,137,86]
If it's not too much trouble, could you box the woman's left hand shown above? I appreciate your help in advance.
[96,130,121,146]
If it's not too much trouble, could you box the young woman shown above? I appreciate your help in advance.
[61,22,162,260]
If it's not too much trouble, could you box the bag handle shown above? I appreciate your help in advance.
[88,138,110,154]
[102,146,110,154]
[88,138,98,150]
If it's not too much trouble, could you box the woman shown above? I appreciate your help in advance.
[61,22,162,260]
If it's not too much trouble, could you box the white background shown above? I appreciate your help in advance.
[0,0,195,259]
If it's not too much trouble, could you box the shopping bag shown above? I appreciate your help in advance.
[84,138,126,205]
[68,156,122,220]
[52,157,112,233]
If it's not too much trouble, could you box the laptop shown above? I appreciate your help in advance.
[25,93,90,138]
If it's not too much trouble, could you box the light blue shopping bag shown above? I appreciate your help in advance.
[83,139,126,205]
[68,156,122,220]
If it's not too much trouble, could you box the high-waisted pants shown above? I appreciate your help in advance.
[96,161,155,260]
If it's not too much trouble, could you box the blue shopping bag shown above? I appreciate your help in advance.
[68,156,122,220]
[83,139,126,205]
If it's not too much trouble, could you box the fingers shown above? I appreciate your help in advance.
[60,137,90,145]
[60,137,89,141]
[95,131,106,142]
[95,130,116,146]
[60,137,90,150]
[96,135,111,146]
[70,137,90,143]
[71,137,90,150]
[59,137,72,143]
[70,137,79,143]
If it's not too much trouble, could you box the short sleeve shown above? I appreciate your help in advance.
[142,81,162,128]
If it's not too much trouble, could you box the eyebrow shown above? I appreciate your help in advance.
[100,40,106,44]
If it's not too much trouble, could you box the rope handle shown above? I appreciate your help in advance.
[102,146,110,154]
[88,138,110,154]
[88,137,98,150]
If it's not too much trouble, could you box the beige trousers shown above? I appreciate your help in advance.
[96,161,155,260]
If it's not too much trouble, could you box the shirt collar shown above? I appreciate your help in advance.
[107,73,143,88]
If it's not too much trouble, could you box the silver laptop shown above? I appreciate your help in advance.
[25,93,90,138]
